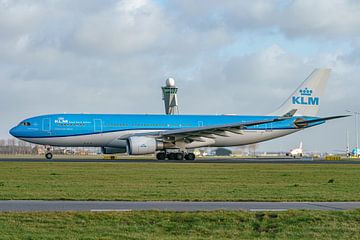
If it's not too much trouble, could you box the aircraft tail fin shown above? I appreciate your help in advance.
[299,141,303,150]
[270,69,331,117]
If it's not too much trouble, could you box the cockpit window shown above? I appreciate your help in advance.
[20,122,31,126]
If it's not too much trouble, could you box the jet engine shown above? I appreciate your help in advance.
[101,147,127,154]
[127,136,163,155]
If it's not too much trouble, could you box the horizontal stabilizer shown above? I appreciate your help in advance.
[296,115,350,125]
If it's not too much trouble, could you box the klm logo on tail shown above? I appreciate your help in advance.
[292,88,319,105]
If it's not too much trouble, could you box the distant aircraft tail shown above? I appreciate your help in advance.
[270,69,331,117]
[299,141,303,150]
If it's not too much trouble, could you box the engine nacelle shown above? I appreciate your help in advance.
[128,136,162,155]
[101,147,127,154]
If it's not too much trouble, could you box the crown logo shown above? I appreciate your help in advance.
[299,88,313,96]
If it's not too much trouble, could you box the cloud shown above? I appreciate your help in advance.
[75,0,170,55]
[0,0,359,152]
[171,0,360,41]
[279,0,360,39]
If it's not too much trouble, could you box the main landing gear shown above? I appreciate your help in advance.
[156,151,195,161]
[184,153,195,161]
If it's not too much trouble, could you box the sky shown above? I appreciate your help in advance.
[1,0,360,152]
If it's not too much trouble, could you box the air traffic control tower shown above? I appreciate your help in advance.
[162,78,179,115]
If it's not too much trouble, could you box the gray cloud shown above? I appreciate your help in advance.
[280,0,360,39]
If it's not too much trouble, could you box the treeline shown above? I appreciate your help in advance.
[0,138,99,155]
[0,139,37,154]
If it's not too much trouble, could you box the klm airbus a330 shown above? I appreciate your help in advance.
[9,69,347,160]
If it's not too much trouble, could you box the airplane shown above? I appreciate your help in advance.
[287,142,304,158]
[9,69,349,160]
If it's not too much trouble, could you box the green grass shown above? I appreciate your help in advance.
[1,162,360,201]
[0,210,360,239]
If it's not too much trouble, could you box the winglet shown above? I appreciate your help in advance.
[281,109,297,119]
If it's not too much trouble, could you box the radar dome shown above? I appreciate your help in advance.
[166,78,176,87]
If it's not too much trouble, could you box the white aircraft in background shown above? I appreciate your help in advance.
[287,142,304,158]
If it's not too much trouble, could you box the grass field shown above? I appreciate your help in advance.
[0,210,359,239]
[0,162,360,201]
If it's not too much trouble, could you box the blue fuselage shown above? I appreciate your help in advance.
[9,114,322,148]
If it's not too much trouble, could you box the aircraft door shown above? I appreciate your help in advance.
[94,119,103,133]
[42,118,51,132]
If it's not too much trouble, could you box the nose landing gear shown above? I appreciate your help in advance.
[45,152,53,160]
[45,146,53,160]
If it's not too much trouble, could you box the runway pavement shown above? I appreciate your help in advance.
[0,201,359,212]
[0,157,360,164]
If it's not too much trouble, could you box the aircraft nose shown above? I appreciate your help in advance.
[9,126,18,137]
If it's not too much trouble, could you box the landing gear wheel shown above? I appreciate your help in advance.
[175,153,184,160]
[156,152,166,160]
[185,153,195,161]
[168,153,176,160]
[45,152,53,160]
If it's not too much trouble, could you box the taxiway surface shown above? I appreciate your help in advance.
[0,201,359,212]
[0,157,359,164]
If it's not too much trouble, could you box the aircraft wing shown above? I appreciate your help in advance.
[131,111,295,142]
